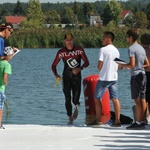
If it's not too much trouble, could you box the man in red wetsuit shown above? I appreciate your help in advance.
[51,33,89,125]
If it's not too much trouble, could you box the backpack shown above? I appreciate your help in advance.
[110,111,133,124]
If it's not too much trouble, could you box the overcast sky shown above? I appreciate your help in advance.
[0,0,127,4]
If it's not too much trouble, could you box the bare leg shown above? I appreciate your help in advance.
[132,105,136,122]
[146,103,149,117]
[112,98,120,123]
[146,104,150,123]
[0,110,3,127]
[141,98,147,121]
[94,99,102,122]
[134,98,142,122]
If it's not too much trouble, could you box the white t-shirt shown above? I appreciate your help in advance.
[98,44,120,81]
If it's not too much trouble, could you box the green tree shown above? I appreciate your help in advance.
[134,11,148,29]
[0,6,8,17]
[102,0,122,26]
[73,1,79,29]
[145,3,150,29]
[73,3,84,24]
[14,0,25,16]
[123,15,134,28]
[44,10,61,24]
[20,0,44,29]
[83,2,93,24]
[61,6,75,24]
[145,3,150,21]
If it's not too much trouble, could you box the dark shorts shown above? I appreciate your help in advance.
[146,72,150,104]
[131,73,146,99]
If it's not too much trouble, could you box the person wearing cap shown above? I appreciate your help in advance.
[0,46,14,129]
[0,22,13,58]
[51,33,89,125]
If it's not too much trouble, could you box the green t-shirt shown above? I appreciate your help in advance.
[0,60,12,92]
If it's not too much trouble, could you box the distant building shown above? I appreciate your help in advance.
[90,15,102,27]
[121,10,134,20]
[119,10,134,27]
[5,16,26,29]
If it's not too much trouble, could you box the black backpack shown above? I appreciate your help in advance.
[110,111,133,124]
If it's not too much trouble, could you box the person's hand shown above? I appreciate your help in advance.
[55,75,61,87]
[13,47,18,50]
[13,47,19,53]
[72,67,81,75]
[118,64,123,70]
[55,74,61,79]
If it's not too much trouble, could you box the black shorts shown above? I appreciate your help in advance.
[131,73,146,99]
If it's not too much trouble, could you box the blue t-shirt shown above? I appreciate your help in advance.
[0,36,4,57]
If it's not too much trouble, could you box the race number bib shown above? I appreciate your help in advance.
[67,58,79,68]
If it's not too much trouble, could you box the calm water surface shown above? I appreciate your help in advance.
[3,48,134,125]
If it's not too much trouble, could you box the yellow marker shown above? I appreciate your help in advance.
[55,77,61,87]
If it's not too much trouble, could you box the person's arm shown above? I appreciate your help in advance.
[97,60,103,71]
[72,49,89,75]
[3,73,8,86]
[144,56,150,68]
[51,51,61,78]
[80,49,89,70]
[118,64,123,70]
[121,57,135,69]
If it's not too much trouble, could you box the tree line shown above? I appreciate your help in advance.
[1,0,150,48]
[0,0,150,28]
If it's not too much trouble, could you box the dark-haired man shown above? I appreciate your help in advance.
[120,29,149,130]
[89,31,121,127]
[0,22,13,58]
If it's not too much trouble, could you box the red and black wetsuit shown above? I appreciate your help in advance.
[52,46,89,117]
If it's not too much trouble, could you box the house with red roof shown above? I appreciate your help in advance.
[119,10,134,27]
[5,16,27,29]
[121,10,134,21]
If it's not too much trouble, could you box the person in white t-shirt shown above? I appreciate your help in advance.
[88,31,121,127]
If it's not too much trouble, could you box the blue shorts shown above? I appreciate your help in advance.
[0,92,6,110]
[94,80,118,100]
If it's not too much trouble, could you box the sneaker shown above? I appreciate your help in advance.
[0,125,5,129]
[140,122,145,127]
[126,122,145,130]
[87,120,102,126]
[72,104,79,120]
[110,122,121,127]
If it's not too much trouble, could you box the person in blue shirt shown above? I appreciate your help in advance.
[0,22,13,59]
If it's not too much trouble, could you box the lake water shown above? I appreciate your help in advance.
[3,48,134,125]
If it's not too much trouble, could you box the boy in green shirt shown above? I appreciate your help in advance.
[0,46,14,129]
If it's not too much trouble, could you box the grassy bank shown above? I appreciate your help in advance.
[7,27,150,49]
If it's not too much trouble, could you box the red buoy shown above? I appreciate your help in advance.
[83,74,110,124]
